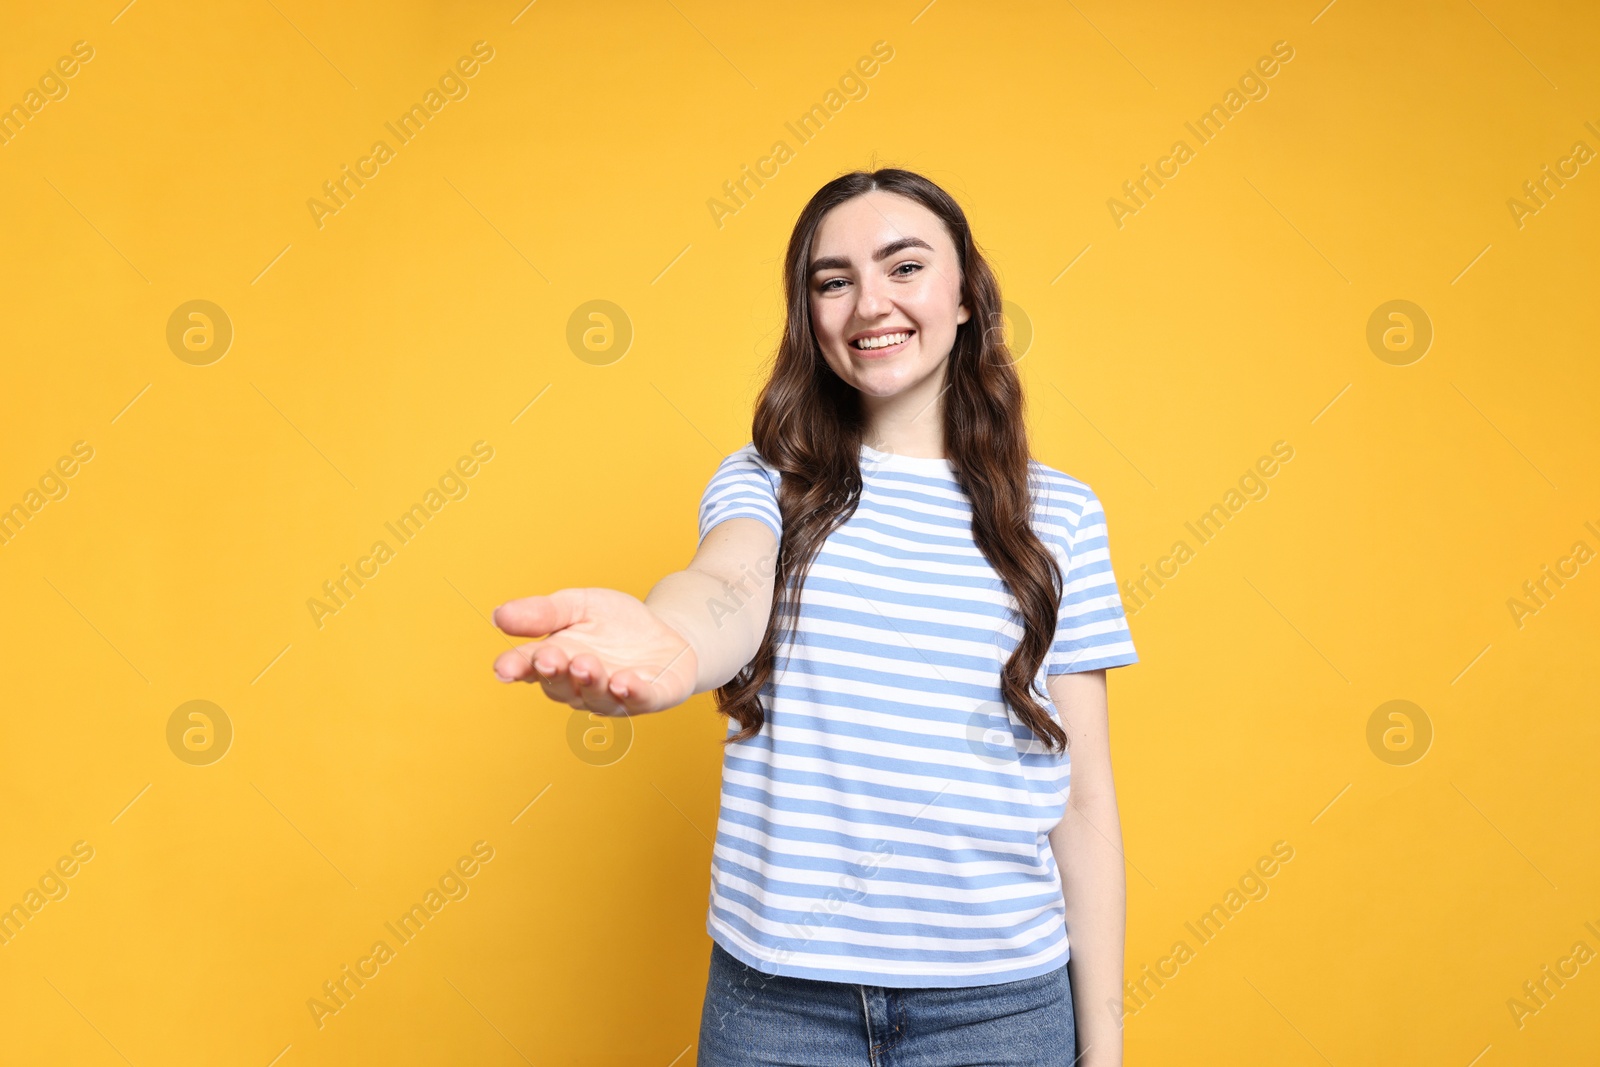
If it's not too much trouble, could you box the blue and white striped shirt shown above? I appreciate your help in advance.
[696,441,1138,987]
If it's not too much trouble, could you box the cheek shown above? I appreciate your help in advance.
[811,302,856,358]
[910,277,957,320]
[907,291,955,343]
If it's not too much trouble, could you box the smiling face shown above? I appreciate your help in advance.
[807,190,970,419]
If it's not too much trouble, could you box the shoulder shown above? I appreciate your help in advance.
[1027,457,1100,535]
[699,442,784,541]
[702,441,782,498]
[712,441,780,480]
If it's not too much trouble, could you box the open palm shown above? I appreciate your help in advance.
[491,588,699,715]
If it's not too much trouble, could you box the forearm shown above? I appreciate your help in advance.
[644,568,768,696]
[1053,789,1127,1067]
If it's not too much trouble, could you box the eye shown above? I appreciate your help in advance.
[818,277,847,292]
[892,261,923,277]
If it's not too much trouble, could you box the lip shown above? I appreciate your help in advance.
[847,328,915,358]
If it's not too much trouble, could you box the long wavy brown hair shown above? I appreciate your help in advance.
[715,168,1070,754]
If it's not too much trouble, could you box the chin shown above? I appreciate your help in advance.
[852,373,924,399]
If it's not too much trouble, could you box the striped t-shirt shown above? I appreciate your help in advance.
[696,441,1139,987]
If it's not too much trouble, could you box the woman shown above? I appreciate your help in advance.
[491,168,1139,1066]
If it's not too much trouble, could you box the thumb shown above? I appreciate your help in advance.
[493,589,589,638]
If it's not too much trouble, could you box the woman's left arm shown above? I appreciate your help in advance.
[1046,668,1126,1067]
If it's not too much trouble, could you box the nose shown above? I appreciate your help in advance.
[855,270,893,319]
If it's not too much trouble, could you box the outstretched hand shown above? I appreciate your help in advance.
[491,588,699,716]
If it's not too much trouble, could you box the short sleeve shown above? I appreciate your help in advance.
[1045,483,1139,675]
[698,443,783,543]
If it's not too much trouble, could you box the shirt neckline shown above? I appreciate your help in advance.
[860,442,955,473]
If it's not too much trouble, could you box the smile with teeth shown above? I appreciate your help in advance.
[851,330,914,351]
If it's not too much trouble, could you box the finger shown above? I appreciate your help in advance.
[538,672,579,707]
[493,642,542,682]
[492,590,588,639]
[497,643,578,705]
[604,666,659,715]
[493,640,570,684]
[568,652,622,714]
[529,645,576,702]
[567,651,603,687]
[528,639,572,681]
[577,658,652,717]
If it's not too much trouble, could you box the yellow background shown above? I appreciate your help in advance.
[2,0,1596,1063]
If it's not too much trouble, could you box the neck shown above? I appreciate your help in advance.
[859,363,948,459]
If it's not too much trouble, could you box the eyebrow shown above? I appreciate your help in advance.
[808,236,935,277]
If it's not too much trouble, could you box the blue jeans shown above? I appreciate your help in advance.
[696,941,1077,1066]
